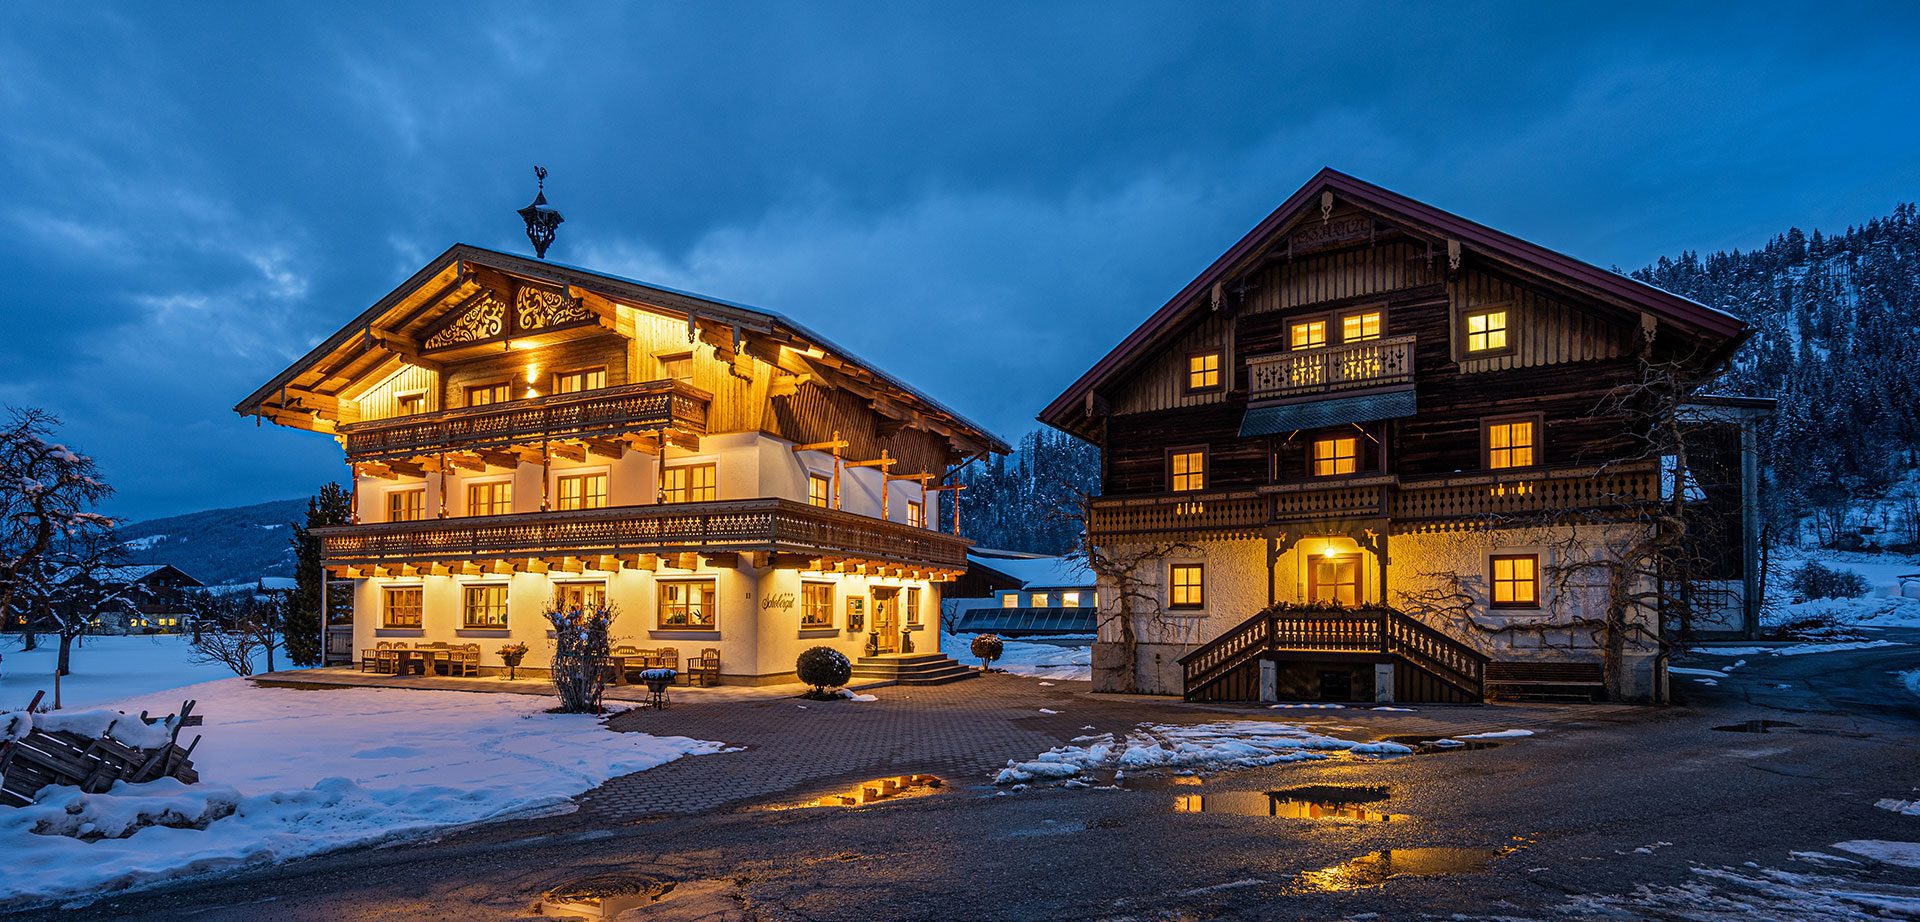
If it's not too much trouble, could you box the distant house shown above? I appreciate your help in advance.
[948,549,1098,637]
[41,564,203,634]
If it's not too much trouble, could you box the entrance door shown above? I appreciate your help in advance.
[1308,555,1362,606]
[871,589,900,653]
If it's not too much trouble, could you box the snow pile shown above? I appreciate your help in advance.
[0,678,727,908]
[1833,840,1920,869]
[1765,549,1920,630]
[1902,670,1920,699]
[20,708,179,749]
[1455,729,1535,740]
[1875,798,1920,817]
[1694,640,1905,657]
[942,632,1091,681]
[994,720,1411,785]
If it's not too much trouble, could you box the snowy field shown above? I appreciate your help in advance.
[0,634,290,710]
[1765,548,1920,631]
[0,678,728,907]
[943,632,1091,681]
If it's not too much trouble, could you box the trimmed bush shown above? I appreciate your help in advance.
[970,633,1005,671]
[1790,560,1867,602]
[796,646,852,695]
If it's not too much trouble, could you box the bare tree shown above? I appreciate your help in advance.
[1070,494,1200,694]
[0,409,115,647]
[184,591,282,677]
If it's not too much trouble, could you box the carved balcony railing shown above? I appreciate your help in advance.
[1246,334,1415,401]
[313,498,971,572]
[340,379,711,462]
[1085,465,1660,543]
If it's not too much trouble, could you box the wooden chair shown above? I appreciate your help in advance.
[689,648,720,687]
[656,647,679,676]
[360,642,385,673]
[372,641,401,675]
[455,644,481,677]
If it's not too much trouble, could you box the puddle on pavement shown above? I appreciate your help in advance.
[540,873,673,920]
[1294,846,1514,891]
[755,774,945,811]
[1384,734,1502,753]
[1174,785,1406,822]
[1712,719,1801,734]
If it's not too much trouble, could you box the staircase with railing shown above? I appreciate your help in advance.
[1178,605,1488,703]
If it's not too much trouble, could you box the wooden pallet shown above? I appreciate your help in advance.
[0,691,202,808]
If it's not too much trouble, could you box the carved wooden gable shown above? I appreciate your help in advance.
[421,282,595,352]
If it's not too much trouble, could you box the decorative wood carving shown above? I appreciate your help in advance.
[424,290,508,350]
[514,284,590,331]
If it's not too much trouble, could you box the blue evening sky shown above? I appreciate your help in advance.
[2,4,1916,520]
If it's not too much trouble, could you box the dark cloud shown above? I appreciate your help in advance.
[2,2,1915,519]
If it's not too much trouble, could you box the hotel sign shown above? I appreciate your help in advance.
[1289,215,1373,254]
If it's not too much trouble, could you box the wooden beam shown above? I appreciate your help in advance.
[592,554,624,572]
[583,437,626,460]
[672,552,700,571]
[548,441,587,463]
[518,558,549,575]
[630,553,659,572]
[445,452,487,472]
[769,553,814,570]
[702,552,739,569]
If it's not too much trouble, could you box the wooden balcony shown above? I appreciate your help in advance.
[1246,334,1415,401]
[313,498,971,574]
[339,379,711,462]
[1086,464,1659,543]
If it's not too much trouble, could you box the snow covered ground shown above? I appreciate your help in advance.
[0,634,291,710]
[1766,548,1920,630]
[0,678,727,908]
[993,720,1413,786]
[942,632,1091,681]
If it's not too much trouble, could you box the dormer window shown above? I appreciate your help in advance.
[1185,351,1222,393]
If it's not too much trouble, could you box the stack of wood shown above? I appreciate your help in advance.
[0,690,203,807]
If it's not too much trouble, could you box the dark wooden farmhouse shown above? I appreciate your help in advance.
[1039,169,1766,703]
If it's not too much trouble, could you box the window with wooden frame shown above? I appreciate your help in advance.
[386,488,426,522]
[465,381,512,407]
[801,582,834,629]
[905,587,922,625]
[395,392,427,416]
[662,463,717,504]
[1311,436,1359,477]
[1168,448,1207,492]
[1031,592,1050,608]
[462,584,509,629]
[1308,554,1362,606]
[1289,318,1328,350]
[552,367,608,395]
[553,581,606,613]
[1169,563,1205,609]
[907,500,925,528]
[383,586,423,628]
[465,480,513,516]
[1185,350,1223,393]
[1489,554,1540,608]
[555,471,609,511]
[1340,308,1384,343]
[658,579,717,629]
[1463,307,1511,354]
[1483,415,1540,470]
[807,474,831,508]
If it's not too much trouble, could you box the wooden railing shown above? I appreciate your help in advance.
[1086,465,1659,542]
[1246,334,1415,400]
[313,498,971,570]
[1179,606,1487,701]
[340,379,712,461]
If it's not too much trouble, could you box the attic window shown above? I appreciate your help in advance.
[1464,308,1511,354]
[1185,351,1222,393]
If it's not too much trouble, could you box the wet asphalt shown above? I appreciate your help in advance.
[14,629,1920,921]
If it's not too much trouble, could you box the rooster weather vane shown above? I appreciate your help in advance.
[518,165,565,259]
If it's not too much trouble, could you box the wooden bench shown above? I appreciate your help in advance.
[1485,662,1605,701]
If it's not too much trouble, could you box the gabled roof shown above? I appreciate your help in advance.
[236,244,1008,455]
[1039,168,1749,430]
[965,552,1094,590]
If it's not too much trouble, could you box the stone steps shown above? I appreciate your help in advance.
[851,652,977,685]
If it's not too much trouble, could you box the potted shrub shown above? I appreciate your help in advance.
[497,642,530,681]
[796,646,853,700]
[970,633,1004,672]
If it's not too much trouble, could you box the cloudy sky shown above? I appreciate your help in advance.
[2,4,1916,521]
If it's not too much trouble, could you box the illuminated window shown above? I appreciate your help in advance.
[1490,554,1540,607]
[1485,418,1537,470]
[553,582,606,613]
[906,587,922,625]
[808,474,831,508]
[1169,563,1205,609]
[462,585,509,629]
[1001,593,1018,608]
[1031,593,1050,608]
[556,472,608,510]
[466,480,513,516]
[383,586,423,628]
[1061,591,1080,608]
[1465,309,1509,353]
[907,500,925,528]
[1186,351,1222,392]
[1309,554,1361,606]
[1341,310,1383,343]
[395,392,427,416]
[659,579,717,629]
[1169,449,1206,492]
[387,488,426,522]
[552,367,608,394]
[466,382,512,406]
[1289,319,1327,350]
[663,463,717,504]
[1312,437,1359,476]
[801,582,834,628]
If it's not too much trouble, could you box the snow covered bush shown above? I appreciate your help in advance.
[795,646,851,699]
[971,633,1005,671]
[1789,560,1868,601]
[546,601,616,713]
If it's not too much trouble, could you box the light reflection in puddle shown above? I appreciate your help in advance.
[1295,846,1515,891]
[757,774,945,811]
[540,873,672,920]
[1173,785,1405,822]
[1384,735,1503,753]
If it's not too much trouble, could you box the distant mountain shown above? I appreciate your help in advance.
[114,497,309,587]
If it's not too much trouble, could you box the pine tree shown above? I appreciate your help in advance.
[285,482,351,667]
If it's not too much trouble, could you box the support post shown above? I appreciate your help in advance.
[348,462,360,525]
[541,439,551,512]
[437,453,448,518]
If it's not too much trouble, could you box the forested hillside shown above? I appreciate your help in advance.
[115,497,309,585]
[953,428,1099,555]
